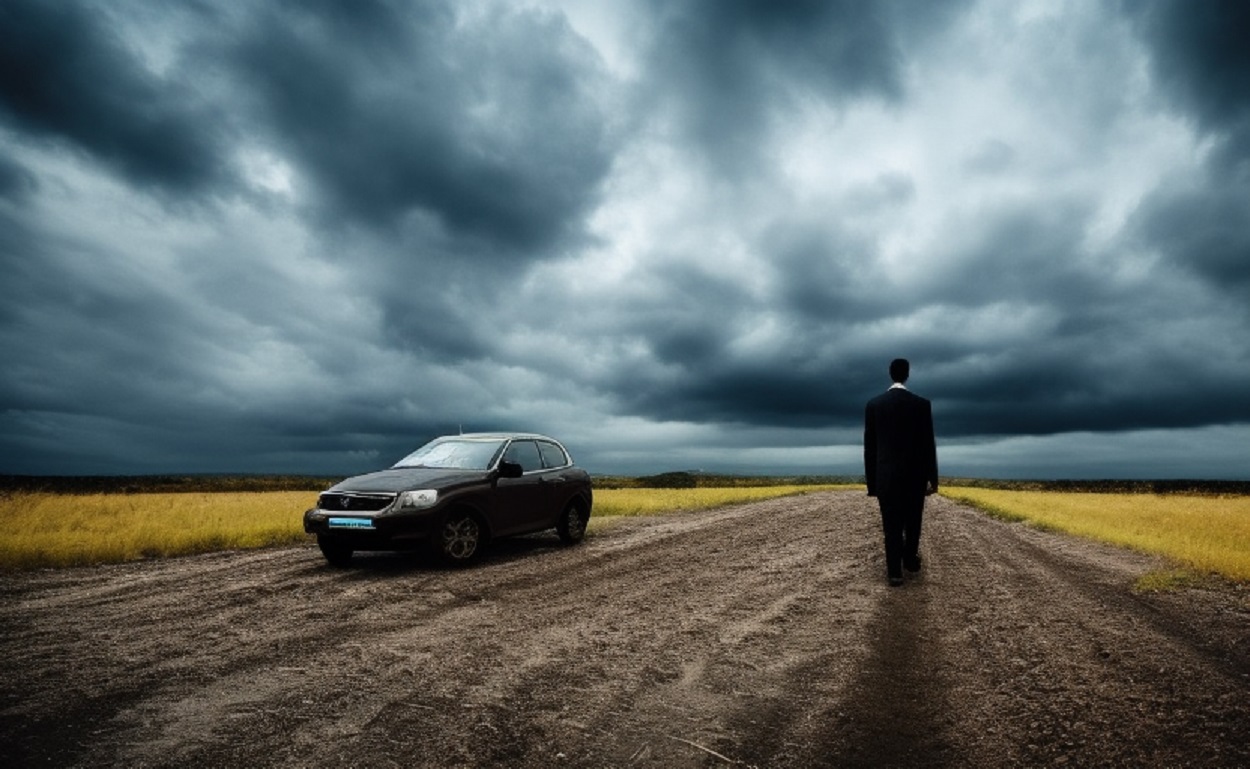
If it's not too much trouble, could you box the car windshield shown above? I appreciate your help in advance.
[393,437,508,470]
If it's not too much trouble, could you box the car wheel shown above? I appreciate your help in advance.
[557,501,588,544]
[438,511,482,564]
[317,534,353,568]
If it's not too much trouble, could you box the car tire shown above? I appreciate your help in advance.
[317,534,353,568]
[556,500,589,544]
[437,510,482,565]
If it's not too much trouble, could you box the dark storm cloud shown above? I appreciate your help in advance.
[1129,180,1250,292]
[0,0,624,477]
[764,200,909,323]
[1124,0,1250,133]
[226,1,613,251]
[0,0,229,194]
[0,152,36,203]
[590,171,1250,446]
[929,199,1103,306]
[640,0,958,171]
[627,260,756,363]
[932,345,1250,437]
[1,236,218,422]
[1123,0,1250,293]
[908,193,1250,437]
[2,0,1250,479]
[626,357,882,429]
[588,245,889,428]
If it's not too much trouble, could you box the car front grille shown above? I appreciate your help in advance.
[318,492,396,512]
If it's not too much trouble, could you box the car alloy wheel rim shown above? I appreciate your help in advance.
[444,517,479,559]
[566,507,585,537]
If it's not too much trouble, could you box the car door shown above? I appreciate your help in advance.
[535,439,577,525]
[493,439,550,535]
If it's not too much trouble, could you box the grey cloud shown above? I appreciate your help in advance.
[963,140,1016,175]
[1124,0,1250,134]
[649,368,862,428]
[937,369,1250,438]
[1130,178,1250,293]
[1,244,225,422]
[0,222,478,476]
[550,178,1241,443]
[930,199,1103,307]
[641,0,920,171]
[375,260,503,364]
[2,1,1250,479]
[0,153,36,202]
[575,247,887,428]
[766,222,887,323]
[0,0,229,194]
[640,263,755,364]
[611,351,861,430]
[1122,1,1250,295]
[845,173,917,210]
[226,1,615,251]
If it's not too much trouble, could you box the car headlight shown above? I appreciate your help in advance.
[398,489,439,510]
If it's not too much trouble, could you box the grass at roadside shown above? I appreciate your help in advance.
[941,487,1250,584]
[0,491,317,570]
[0,485,851,570]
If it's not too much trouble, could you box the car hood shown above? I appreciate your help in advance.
[330,467,488,493]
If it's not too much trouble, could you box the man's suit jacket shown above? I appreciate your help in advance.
[864,387,938,498]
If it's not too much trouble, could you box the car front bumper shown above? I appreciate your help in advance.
[303,507,441,550]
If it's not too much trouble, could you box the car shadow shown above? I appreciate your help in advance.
[313,532,574,576]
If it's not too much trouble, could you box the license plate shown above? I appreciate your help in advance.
[328,517,375,530]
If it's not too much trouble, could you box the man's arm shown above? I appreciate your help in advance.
[864,402,877,496]
[924,400,938,495]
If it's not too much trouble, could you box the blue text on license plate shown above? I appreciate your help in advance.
[328,517,375,530]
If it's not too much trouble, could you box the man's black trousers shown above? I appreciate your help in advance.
[877,493,924,578]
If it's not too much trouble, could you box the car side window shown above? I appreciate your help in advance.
[503,440,543,473]
[537,441,569,469]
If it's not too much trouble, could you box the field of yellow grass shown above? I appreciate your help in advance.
[0,485,848,570]
[7,485,1246,581]
[0,491,317,570]
[942,487,1250,583]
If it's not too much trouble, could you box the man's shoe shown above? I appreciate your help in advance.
[888,576,904,587]
[904,556,922,573]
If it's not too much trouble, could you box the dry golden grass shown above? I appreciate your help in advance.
[0,491,315,570]
[942,487,1250,583]
[0,485,851,570]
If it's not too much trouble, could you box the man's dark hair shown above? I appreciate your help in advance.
[889,358,910,383]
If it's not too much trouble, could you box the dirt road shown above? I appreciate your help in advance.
[2,492,1248,768]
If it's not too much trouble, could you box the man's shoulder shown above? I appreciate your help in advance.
[866,391,893,410]
[869,388,930,409]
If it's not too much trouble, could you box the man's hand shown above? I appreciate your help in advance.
[925,480,938,496]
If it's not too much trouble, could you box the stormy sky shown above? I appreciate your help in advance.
[2,0,1249,479]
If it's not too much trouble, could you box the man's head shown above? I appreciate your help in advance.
[889,358,910,384]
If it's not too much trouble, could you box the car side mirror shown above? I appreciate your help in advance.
[498,460,524,478]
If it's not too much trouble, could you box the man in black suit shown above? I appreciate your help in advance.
[864,358,939,587]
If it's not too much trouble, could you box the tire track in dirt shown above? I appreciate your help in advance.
[913,496,1250,768]
[2,491,1248,768]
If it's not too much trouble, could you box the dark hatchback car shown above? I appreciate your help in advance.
[303,432,593,566]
